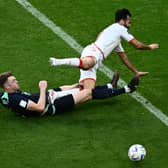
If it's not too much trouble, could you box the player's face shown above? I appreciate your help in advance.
[124,15,131,29]
[6,76,20,91]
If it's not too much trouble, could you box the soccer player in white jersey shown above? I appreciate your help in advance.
[49,8,159,89]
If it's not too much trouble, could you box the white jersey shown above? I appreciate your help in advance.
[94,23,134,58]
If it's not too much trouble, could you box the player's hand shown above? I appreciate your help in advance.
[39,80,47,90]
[136,71,149,77]
[149,43,159,50]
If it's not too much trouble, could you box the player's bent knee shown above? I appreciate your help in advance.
[73,89,92,104]
[81,57,96,70]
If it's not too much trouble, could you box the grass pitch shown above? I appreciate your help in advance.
[0,0,168,168]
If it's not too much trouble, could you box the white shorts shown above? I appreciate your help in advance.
[48,88,80,104]
[79,43,104,82]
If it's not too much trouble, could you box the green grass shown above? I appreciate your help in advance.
[0,0,168,168]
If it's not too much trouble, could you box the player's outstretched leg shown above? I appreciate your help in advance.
[92,76,139,99]
[49,57,80,67]
[49,56,96,70]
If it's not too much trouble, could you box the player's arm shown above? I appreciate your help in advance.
[129,38,159,50]
[117,52,149,76]
[121,29,159,50]
[27,81,47,113]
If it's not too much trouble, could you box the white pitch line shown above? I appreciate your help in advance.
[15,0,168,126]
[99,65,168,126]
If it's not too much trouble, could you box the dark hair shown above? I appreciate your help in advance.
[115,8,132,22]
[0,72,13,88]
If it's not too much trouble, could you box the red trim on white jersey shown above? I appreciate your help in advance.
[93,43,105,59]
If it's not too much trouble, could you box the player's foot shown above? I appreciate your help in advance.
[127,76,139,93]
[49,57,58,66]
[111,71,119,88]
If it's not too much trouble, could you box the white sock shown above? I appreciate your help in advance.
[124,86,131,93]
[107,83,113,89]
[51,58,80,67]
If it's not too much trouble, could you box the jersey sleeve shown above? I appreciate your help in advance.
[114,43,125,52]
[121,28,134,42]
[9,94,29,111]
